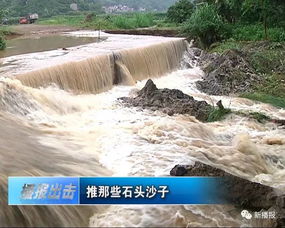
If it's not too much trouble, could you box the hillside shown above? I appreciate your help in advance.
[0,0,178,17]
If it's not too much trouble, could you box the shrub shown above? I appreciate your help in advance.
[111,14,154,29]
[0,34,6,50]
[167,0,194,24]
[207,108,231,122]
[85,13,96,23]
[135,13,154,28]
[112,16,136,29]
[182,4,230,48]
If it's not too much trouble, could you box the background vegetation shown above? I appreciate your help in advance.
[0,0,177,18]
[166,0,285,47]
[37,13,172,30]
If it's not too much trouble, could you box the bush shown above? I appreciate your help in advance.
[167,0,194,24]
[111,14,154,29]
[182,4,230,48]
[207,108,231,122]
[112,16,136,29]
[0,34,6,50]
[135,13,154,28]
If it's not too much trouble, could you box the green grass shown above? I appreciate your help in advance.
[234,111,271,122]
[249,49,285,74]
[207,108,231,122]
[38,15,85,26]
[0,35,6,50]
[38,13,173,30]
[248,112,270,123]
[0,26,14,35]
[241,93,285,109]
[209,24,285,54]
[0,26,10,50]
[210,40,245,53]
[231,24,285,42]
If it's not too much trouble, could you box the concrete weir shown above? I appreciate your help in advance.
[0,32,187,94]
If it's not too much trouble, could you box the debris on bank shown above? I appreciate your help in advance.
[194,48,261,96]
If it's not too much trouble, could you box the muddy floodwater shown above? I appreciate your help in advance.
[0,34,100,58]
[0,30,284,227]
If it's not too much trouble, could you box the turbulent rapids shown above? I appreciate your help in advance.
[0,32,284,227]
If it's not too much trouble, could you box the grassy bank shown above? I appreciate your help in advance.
[241,93,285,109]
[210,41,285,109]
[0,26,14,50]
[38,13,176,30]
[0,26,14,35]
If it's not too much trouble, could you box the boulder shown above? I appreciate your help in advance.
[119,79,212,122]
[170,165,188,176]
[170,161,285,226]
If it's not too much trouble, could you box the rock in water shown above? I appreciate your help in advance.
[138,79,158,97]
[170,165,188,176]
[170,161,285,227]
[119,79,212,122]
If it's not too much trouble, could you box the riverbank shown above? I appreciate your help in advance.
[3,24,79,39]
[193,41,285,109]
[37,13,176,31]
[104,28,179,37]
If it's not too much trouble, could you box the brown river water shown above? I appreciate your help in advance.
[0,31,284,227]
[0,34,100,58]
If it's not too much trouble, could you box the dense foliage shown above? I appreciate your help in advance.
[38,13,167,30]
[167,0,194,23]
[0,0,178,18]
[170,0,285,46]
[182,4,229,48]
[102,0,177,12]
[0,34,6,50]
[0,9,6,50]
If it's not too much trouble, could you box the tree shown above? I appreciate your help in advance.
[242,0,280,40]
[182,4,230,48]
[167,0,194,24]
[194,0,242,23]
[0,9,7,21]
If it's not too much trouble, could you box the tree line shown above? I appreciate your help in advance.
[167,0,285,47]
[0,0,178,18]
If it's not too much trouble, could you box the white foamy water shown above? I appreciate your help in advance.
[0,31,284,227]
[0,32,184,78]
[1,65,284,227]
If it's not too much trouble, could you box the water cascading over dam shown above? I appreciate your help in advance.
[15,40,187,94]
[1,33,284,227]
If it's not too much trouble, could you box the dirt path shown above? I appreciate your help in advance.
[10,24,79,38]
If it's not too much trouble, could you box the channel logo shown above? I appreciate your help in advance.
[241,210,252,220]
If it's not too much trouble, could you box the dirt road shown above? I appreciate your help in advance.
[10,24,79,38]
